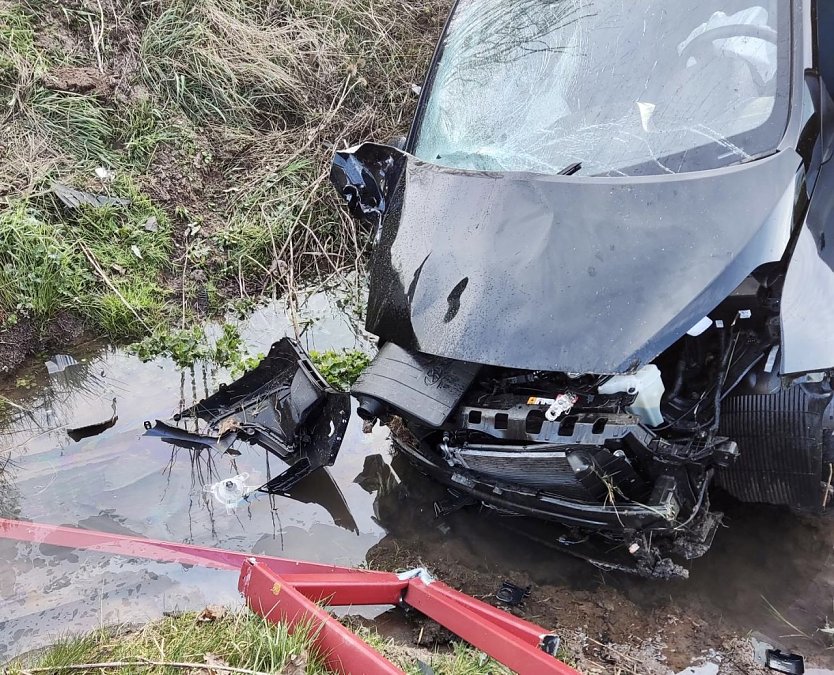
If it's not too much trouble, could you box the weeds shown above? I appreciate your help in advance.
[310,348,371,391]
[6,610,325,675]
[0,0,449,370]
[130,323,250,370]
[140,0,315,129]
[7,609,510,675]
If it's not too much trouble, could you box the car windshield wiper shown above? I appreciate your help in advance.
[557,161,582,176]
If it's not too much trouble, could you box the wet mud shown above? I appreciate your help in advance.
[1,291,834,674]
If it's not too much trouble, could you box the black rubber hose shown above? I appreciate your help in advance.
[710,329,732,433]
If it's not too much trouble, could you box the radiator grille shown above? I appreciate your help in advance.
[456,447,588,498]
[717,386,826,511]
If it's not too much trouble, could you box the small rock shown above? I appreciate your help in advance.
[196,605,227,623]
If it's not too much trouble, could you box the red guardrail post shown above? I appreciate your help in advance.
[240,559,405,675]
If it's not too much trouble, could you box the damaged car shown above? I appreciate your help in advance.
[175,0,834,578]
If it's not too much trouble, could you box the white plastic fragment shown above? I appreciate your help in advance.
[204,473,253,514]
[545,393,578,422]
[686,316,712,337]
[764,344,780,373]
[45,354,79,374]
[95,167,115,181]
[397,567,435,585]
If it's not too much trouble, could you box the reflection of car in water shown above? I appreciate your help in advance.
[184,1,834,578]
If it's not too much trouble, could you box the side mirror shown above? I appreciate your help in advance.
[329,143,407,233]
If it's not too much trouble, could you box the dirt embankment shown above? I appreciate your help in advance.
[368,531,766,674]
[0,0,450,381]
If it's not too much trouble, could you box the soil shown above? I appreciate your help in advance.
[353,455,795,675]
[41,66,116,97]
[367,531,769,674]
[0,312,88,381]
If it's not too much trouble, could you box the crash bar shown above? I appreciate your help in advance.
[0,518,580,675]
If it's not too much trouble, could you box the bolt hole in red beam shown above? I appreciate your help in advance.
[0,518,579,674]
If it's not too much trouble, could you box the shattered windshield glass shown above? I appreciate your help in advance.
[413,0,789,176]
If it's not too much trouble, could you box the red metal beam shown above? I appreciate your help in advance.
[2,518,581,674]
[404,579,581,675]
[0,518,374,577]
[278,572,408,606]
[425,580,556,649]
[240,559,405,675]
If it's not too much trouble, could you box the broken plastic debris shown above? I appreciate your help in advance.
[95,166,115,181]
[142,216,159,232]
[45,354,79,374]
[495,580,531,606]
[51,182,130,209]
[130,244,142,259]
[142,419,219,450]
[67,414,117,442]
[765,649,804,675]
[204,473,253,513]
[687,316,713,337]
[545,393,578,422]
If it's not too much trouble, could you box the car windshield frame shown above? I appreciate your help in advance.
[409,0,793,177]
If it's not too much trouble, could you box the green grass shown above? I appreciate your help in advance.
[0,178,173,337]
[0,4,38,105]
[27,88,115,163]
[0,0,448,364]
[114,100,181,168]
[7,610,325,675]
[6,610,511,675]
[310,348,371,391]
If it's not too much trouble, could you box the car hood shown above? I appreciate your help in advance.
[332,143,801,373]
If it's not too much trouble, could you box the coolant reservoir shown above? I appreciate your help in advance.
[598,364,665,427]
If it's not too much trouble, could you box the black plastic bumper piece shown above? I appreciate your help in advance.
[177,338,350,493]
[351,342,480,427]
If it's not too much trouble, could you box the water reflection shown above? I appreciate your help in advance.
[0,289,383,658]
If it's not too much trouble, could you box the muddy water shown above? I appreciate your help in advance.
[0,290,389,658]
[2,290,834,671]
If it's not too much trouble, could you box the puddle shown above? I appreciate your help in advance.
[0,289,387,657]
[2,287,834,671]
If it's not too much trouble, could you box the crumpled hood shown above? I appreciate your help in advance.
[333,143,801,373]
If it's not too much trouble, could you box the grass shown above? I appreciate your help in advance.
[6,610,326,675]
[5,609,510,675]
[0,0,448,361]
[0,177,172,336]
[27,88,115,163]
